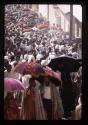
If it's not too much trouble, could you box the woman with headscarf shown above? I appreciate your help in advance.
[22,77,36,120]
[22,77,46,120]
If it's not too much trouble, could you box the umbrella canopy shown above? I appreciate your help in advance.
[4,78,25,92]
[37,23,49,29]
[23,28,32,32]
[43,66,61,81]
[13,62,44,77]
[13,62,28,74]
[28,62,44,76]
[48,56,81,72]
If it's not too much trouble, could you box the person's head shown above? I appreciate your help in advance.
[28,50,32,54]
[6,64,12,72]
[4,59,9,67]
[16,56,20,62]
[5,92,14,100]
[13,61,18,67]
[29,77,36,88]
[10,55,15,61]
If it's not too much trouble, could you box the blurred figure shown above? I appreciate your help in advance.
[75,96,82,120]
[23,77,36,120]
[22,77,46,120]
[4,92,20,120]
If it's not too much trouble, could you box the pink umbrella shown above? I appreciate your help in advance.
[13,62,44,76]
[43,66,61,81]
[23,28,32,32]
[4,78,25,92]
[13,62,29,74]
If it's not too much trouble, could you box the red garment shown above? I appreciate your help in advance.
[52,111,61,120]
[4,98,20,120]
[23,89,36,120]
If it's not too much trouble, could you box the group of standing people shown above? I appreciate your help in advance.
[4,4,82,120]
[4,62,82,120]
[4,76,64,120]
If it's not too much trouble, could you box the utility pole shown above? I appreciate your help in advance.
[70,4,73,42]
[47,4,49,21]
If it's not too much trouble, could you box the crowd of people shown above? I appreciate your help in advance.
[4,4,82,120]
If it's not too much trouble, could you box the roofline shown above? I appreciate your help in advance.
[65,12,82,24]
[55,6,82,26]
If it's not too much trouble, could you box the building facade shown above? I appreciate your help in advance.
[51,5,82,38]
[21,4,82,38]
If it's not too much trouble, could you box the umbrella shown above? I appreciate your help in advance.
[76,58,82,66]
[48,56,81,72]
[43,66,61,81]
[13,62,61,80]
[28,62,44,76]
[13,62,44,77]
[13,62,28,74]
[4,78,25,92]
[34,66,61,86]
[23,28,32,32]
[37,24,49,29]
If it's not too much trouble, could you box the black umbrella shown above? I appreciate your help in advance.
[76,59,82,66]
[48,56,81,72]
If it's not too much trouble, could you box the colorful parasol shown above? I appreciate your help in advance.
[4,77,25,93]
[13,62,44,77]
[43,66,61,81]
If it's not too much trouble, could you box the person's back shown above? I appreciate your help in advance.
[60,72,76,119]
[21,75,31,88]
[41,77,52,120]
[23,77,36,120]
[4,92,20,120]
[75,96,82,120]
